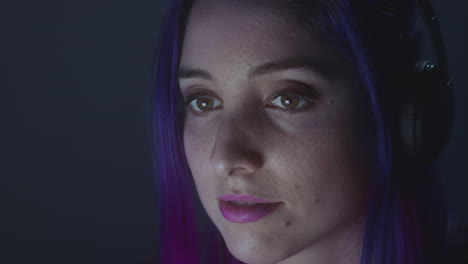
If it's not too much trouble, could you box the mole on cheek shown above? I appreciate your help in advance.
[294,185,299,190]
[329,99,334,105]
[284,220,291,227]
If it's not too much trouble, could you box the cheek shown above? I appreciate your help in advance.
[272,103,373,221]
[183,119,209,172]
[183,125,215,203]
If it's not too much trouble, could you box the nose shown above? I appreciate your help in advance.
[210,115,264,177]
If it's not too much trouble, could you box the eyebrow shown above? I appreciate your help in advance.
[178,58,337,82]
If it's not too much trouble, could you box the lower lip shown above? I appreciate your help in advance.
[219,200,282,223]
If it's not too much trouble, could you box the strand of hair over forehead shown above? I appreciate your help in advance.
[150,0,445,263]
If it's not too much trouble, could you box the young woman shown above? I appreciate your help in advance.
[149,0,455,263]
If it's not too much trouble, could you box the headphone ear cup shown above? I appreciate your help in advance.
[399,88,422,162]
[398,61,454,165]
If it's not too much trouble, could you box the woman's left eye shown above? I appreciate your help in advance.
[268,93,314,113]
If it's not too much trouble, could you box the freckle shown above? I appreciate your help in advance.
[294,185,299,190]
[329,100,334,105]
[284,221,291,227]
[315,198,320,203]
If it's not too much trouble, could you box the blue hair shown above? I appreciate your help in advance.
[148,0,448,263]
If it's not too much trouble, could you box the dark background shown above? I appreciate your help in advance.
[2,0,466,263]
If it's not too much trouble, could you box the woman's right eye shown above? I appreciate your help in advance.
[183,95,222,115]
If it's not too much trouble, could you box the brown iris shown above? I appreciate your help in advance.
[196,97,214,111]
[281,94,300,109]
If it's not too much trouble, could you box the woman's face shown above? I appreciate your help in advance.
[179,0,376,263]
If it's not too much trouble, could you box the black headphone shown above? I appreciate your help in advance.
[398,0,454,166]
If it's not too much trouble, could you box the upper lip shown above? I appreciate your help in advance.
[218,194,281,204]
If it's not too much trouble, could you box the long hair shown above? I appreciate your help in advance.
[148,0,448,263]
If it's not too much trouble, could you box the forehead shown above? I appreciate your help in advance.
[179,0,351,88]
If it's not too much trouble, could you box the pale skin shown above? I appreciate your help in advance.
[179,0,377,264]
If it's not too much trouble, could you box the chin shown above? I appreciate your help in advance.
[228,249,278,264]
[223,235,289,264]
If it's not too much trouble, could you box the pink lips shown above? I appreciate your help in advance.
[218,194,282,223]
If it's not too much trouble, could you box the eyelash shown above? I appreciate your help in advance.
[183,90,317,117]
